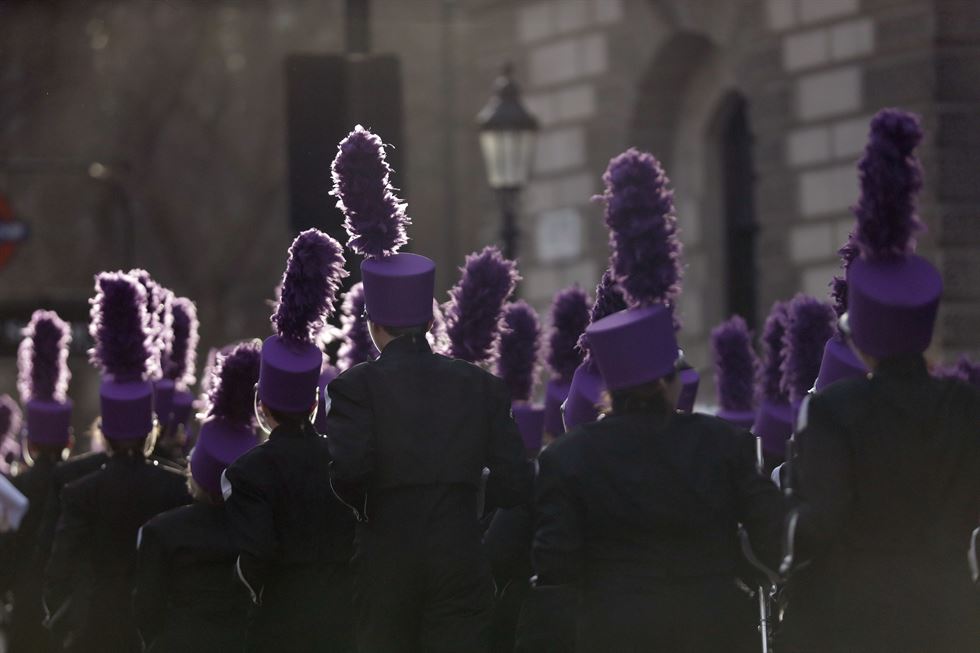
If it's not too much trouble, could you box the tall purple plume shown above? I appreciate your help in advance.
[0,394,22,442]
[166,297,199,389]
[206,340,262,426]
[578,269,627,361]
[852,109,925,261]
[780,294,836,404]
[756,301,790,404]
[829,235,859,336]
[129,269,172,379]
[934,356,980,388]
[89,272,157,382]
[710,315,757,412]
[598,148,683,310]
[338,282,378,371]
[17,309,72,404]
[494,301,542,402]
[445,246,520,363]
[427,300,451,355]
[331,125,410,259]
[271,229,348,344]
[546,286,590,383]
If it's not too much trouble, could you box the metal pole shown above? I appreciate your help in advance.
[498,187,519,261]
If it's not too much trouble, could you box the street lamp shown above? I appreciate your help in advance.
[476,63,539,261]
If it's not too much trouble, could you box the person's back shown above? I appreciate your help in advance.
[224,421,356,652]
[782,358,980,651]
[134,503,251,653]
[44,453,190,653]
[2,454,57,652]
[534,409,783,652]
[327,335,531,653]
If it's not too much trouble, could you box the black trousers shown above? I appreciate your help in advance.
[351,490,495,653]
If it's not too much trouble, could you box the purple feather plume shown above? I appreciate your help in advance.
[206,340,262,426]
[853,109,925,261]
[494,301,542,402]
[546,286,590,383]
[331,125,410,259]
[128,269,172,379]
[445,246,520,363]
[829,235,860,336]
[710,315,757,412]
[337,282,378,370]
[934,356,980,388]
[165,297,199,389]
[780,294,836,404]
[0,394,22,442]
[89,272,157,382]
[578,269,627,362]
[17,310,72,404]
[597,148,683,310]
[756,301,790,404]
[427,300,451,355]
[271,229,349,344]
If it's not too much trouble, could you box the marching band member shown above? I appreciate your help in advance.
[533,149,784,652]
[2,310,74,652]
[44,272,190,653]
[710,315,758,429]
[222,229,355,653]
[753,301,794,473]
[134,341,261,652]
[325,125,530,652]
[542,286,590,444]
[780,109,980,652]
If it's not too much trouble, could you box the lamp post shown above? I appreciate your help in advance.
[476,63,539,261]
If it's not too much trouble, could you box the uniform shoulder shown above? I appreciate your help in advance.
[816,375,872,405]
[143,503,197,534]
[55,451,109,482]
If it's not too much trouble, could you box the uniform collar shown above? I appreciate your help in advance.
[379,334,432,360]
[873,353,928,379]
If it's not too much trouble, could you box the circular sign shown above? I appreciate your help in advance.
[0,193,29,270]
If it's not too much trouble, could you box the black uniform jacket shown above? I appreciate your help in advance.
[43,453,190,653]
[0,454,58,652]
[134,502,251,653]
[533,409,785,653]
[223,420,355,653]
[37,451,110,567]
[782,355,980,653]
[325,334,532,652]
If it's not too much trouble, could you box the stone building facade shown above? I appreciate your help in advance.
[0,0,977,423]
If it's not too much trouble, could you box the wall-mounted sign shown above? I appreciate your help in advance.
[0,193,29,270]
[535,208,583,264]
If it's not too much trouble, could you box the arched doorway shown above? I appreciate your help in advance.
[712,91,758,329]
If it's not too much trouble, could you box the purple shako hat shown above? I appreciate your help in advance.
[586,304,678,393]
[543,286,590,437]
[332,125,435,328]
[494,301,544,452]
[710,315,757,429]
[445,246,520,363]
[260,229,348,414]
[191,341,262,497]
[781,293,836,420]
[752,301,794,457]
[564,270,627,430]
[583,149,682,395]
[89,272,159,441]
[677,365,700,413]
[18,310,73,447]
[844,109,941,360]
